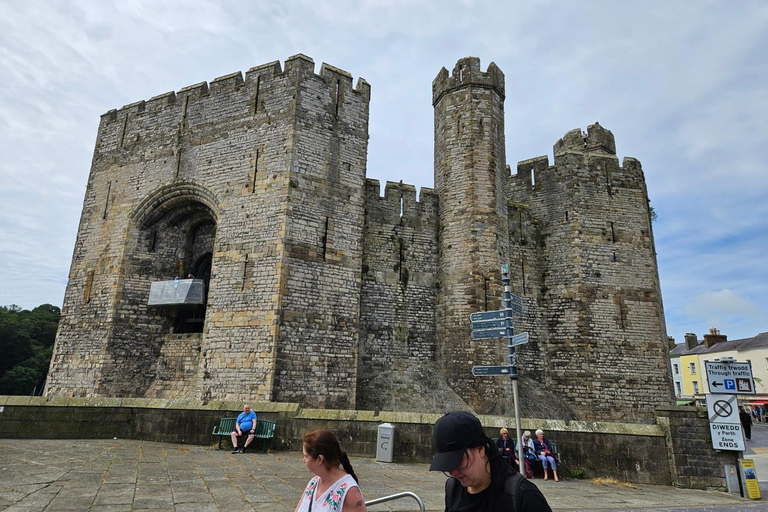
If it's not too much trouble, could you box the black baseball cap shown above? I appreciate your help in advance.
[429,411,487,471]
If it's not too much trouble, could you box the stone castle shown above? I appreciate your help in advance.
[46,54,674,422]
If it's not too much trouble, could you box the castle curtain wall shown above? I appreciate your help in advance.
[47,55,673,422]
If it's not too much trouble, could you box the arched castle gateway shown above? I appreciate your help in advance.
[46,55,674,422]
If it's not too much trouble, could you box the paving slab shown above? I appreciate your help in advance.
[0,434,766,511]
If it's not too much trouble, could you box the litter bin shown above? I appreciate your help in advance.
[376,423,395,462]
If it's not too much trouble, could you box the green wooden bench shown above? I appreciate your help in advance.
[212,417,276,452]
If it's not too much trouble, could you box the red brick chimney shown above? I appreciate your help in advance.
[703,328,727,348]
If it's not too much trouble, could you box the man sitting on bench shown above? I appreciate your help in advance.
[230,404,257,453]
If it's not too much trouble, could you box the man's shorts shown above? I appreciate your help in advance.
[232,428,255,436]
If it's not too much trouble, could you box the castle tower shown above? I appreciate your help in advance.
[508,122,673,421]
[45,55,371,409]
[433,58,511,413]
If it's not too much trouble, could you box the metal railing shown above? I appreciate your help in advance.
[365,491,425,512]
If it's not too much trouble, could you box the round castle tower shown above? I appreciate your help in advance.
[433,57,511,413]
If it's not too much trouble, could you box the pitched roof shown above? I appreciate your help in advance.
[699,332,768,354]
[668,332,768,356]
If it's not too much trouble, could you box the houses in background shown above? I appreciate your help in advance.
[670,329,768,407]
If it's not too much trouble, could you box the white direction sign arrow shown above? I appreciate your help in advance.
[705,361,755,394]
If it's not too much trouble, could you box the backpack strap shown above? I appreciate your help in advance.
[503,472,525,512]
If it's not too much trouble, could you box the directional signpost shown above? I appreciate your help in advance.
[472,365,515,376]
[469,263,529,475]
[470,310,507,322]
[705,361,755,395]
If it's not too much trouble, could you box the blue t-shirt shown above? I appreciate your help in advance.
[237,410,257,431]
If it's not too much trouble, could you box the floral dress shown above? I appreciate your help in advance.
[296,474,359,512]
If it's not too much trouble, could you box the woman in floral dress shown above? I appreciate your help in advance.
[295,429,367,512]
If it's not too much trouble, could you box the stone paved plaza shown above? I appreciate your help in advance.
[1,437,766,511]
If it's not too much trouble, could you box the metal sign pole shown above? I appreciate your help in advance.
[501,264,524,475]
[470,265,529,477]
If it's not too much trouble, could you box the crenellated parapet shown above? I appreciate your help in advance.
[364,179,438,223]
[510,124,647,205]
[432,56,505,106]
[554,122,616,156]
[97,54,370,145]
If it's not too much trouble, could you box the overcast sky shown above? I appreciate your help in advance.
[1,1,766,344]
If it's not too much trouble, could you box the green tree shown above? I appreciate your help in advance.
[0,303,60,395]
[0,308,34,375]
[0,365,40,395]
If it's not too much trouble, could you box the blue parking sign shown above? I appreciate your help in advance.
[724,379,736,390]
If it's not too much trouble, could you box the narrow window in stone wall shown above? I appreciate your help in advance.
[251,149,260,193]
[149,230,157,252]
[565,211,568,222]
[605,169,612,195]
[483,277,489,310]
[321,218,329,261]
[520,259,527,295]
[119,115,128,148]
[241,254,249,291]
[399,196,404,218]
[613,251,617,262]
[531,168,536,190]
[518,210,524,243]
[103,181,112,219]
[334,80,341,117]
[610,222,616,243]
[254,75,261,113]
[84,270,94,304]
[398,238,406,283]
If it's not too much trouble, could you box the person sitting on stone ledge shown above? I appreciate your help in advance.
[230,403,257,453]
[496,428,515,463]
[533,429,559,482]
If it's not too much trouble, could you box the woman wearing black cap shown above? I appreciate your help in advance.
[429,411,552,511]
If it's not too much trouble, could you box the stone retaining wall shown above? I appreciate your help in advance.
[0,397,734,488]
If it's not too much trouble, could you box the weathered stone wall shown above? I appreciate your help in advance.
[433,57,512,414]
[4,397,729,488]
[46,55,371,409]
[507,123,673,421]
[656,406,736,490]
[357,180,466,411]
[47,55,672,423]
[271,59,370,409]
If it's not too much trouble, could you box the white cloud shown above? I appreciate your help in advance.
[0,0,767,352]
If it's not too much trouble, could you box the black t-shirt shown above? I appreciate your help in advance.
[445,476,553,512]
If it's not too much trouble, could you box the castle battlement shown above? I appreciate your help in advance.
[51,54,671,425]
[432,56,505,106]
[99,55,370,123]
[554,122,616,156]
[364,179,438,219]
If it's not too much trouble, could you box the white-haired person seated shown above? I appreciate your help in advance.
[533,429,559,482]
